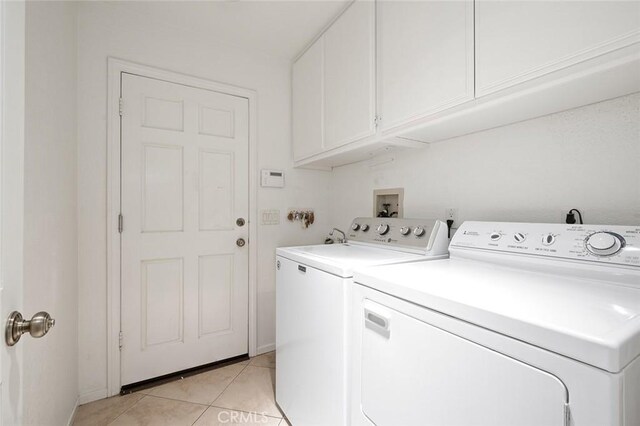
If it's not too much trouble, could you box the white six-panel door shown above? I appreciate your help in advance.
[120,73,249,385]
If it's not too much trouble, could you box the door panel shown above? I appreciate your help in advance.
[142,144,184,232]
[378,0,474,131]
[199,150,233,231]
[292,38,324,161]
[476,0,640,96]
[198,254,233,337]
[360,299,568,426]
[323,0,375,150]
[121,73,249,385]
[141,258,184,348]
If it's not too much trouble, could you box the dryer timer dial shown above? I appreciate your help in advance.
[585,232,625,257]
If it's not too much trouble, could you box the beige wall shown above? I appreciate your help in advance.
[24,1,79,425]
[76,2,332,401]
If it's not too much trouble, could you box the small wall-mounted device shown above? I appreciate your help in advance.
[261,169,285,188]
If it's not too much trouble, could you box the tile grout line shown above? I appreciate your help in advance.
[142,360,250,403]
[132,393,210,407]
[117,362,251,409]
[246,364,275,370]
[209,363,283,419]
[190,361,253,426]
[209,404,283,420]
[102,358,262,426]
[107,394,147,425]
[210,405,284,420]
[191,361,251,426]
[208,361,252,408]
[111,394,209,426]
[190,405,210,426]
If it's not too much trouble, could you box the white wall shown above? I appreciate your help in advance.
[77,2,332,401]
[23,1,78,425]
[330,93,640,231]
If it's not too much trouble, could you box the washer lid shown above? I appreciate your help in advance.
[354,259,640,373]
[276,244,432,278]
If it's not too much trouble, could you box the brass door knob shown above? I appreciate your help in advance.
[6,311,55,346]
[236,238,246,247]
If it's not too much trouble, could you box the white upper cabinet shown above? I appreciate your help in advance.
[291,0,640,168]
[292,38,324,161]
[378,0,474,133]
[323,1,376,150]
[476,0,640,96]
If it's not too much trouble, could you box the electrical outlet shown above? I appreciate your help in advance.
[562,209,583,224]
[446,208,458,225]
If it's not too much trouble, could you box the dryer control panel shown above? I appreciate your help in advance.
[451,221,640,267]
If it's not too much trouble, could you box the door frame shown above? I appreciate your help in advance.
[106,57,259,397]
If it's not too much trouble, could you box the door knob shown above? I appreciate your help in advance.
[5,311,55,346]
[236,218,246,227]
[236,238,246,247]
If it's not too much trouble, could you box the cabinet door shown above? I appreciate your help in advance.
[292,38,324,161]
[323,1,376,150]
[476,0,640,96]
[379,0,474,132]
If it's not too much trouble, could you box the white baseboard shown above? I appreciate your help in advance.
[256,343,275,355]
[66,397,79,426]
[78,388,109,405]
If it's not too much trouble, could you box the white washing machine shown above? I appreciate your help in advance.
[351,221,640,426]
[276,217,449,426]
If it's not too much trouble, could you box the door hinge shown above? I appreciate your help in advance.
[119,331,123,350]
[564,403,571,426]
[374,115,381,127]
[118,213,123,233]
[119,97,123,117]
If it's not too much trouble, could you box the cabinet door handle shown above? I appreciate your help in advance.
[298,265,306,273]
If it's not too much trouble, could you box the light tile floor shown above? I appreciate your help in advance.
[73,352,289,426]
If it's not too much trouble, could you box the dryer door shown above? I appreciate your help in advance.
[360,299,569,426]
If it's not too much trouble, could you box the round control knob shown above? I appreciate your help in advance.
[361,224,370,232]
[490,232,501,241]
[413,226,426,237]
[352,223,361,231]
[377,224,390,235]
[586,232,624,257]
[513,233,526,243]
[542,234,555,246]
[400,226,411,236]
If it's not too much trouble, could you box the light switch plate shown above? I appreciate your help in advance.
[261,209,280,225]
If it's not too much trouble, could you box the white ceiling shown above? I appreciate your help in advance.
[106,1,351,60]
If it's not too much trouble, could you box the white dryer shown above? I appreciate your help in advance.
[351,221,640,426]
[276,217,449,426]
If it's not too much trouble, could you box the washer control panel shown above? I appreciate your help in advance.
[451,221,640,267]
[347,217,446,251]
